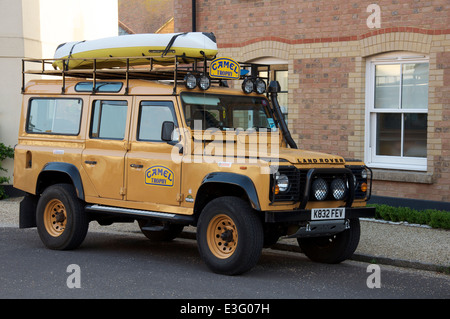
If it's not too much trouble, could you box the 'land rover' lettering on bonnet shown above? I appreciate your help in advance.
[302,158,345,164]
[145,165,174,187]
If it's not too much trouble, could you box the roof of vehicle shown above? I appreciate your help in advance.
[21,56,271,97]
[22,78,260,97]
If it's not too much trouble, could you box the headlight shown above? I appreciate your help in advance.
[331,178,346,200]
[276,174,289,192]
[361,168,368,179]
[312,178,328,201]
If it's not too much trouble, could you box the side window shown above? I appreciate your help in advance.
[26,98,82,135]
[138,101,177,142]
[90,100,128,139]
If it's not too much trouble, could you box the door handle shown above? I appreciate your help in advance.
[84,160,97,165]
[130,164,143,168]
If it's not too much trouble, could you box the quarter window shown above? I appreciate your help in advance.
[366,53,429,171]
[26,98,82,135]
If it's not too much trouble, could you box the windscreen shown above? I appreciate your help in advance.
[181,93,277,131]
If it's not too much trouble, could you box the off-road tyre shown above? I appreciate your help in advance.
[197,196,264,275]
[36,183,89,250]
[138,220,184,242]
[297,218,361,264]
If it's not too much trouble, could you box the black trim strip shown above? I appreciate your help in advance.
[85,205,194,225]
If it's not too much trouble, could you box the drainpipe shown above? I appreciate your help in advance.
[192,0,197,32]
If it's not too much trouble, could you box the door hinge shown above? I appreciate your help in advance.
[120,187,127,196]
[176,193,184,202]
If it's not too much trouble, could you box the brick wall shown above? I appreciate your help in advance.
[174,0,450,203]
[175,0,449,44]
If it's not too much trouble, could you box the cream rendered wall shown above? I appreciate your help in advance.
[0,0,27,185]
[38,0,119,57]
[0,0,118,183]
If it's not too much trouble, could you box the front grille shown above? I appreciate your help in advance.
[269,166,370,205]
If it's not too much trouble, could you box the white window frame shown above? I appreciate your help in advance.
[365,52,429,171]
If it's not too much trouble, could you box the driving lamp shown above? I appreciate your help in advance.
[331,178,346,200]
[185,73,197,89]
[242,78,254,94]
[312,178,328,201]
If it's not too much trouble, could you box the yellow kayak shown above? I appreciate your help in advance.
[53,32,218,70]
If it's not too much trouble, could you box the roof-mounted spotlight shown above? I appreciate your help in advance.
[242,78,254,94]
[255,78,266,94]
[184,73,197,89]
[197,74,211,90]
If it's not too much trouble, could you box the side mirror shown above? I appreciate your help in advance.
[161,121,175,142]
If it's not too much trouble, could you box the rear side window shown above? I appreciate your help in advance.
[90,100,128,140]
[26,98,82,135]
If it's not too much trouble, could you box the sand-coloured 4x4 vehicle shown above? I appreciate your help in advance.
[15,34,374,275]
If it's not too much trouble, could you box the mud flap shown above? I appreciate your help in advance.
[19,194,38,228]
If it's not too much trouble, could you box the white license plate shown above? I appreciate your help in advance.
[311,208,345,220]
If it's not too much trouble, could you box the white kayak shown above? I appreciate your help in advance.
[53,32,218,70]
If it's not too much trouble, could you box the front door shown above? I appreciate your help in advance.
[82,97,132,200]
[125,98,182,207]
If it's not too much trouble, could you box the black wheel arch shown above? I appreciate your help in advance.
[36,162,84,200]
[193,172,261,224]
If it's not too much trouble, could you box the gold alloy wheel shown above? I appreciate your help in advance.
[43,199,67,237]
[206,214,238,259]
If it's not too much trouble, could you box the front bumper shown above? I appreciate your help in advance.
[265,206,375,223]
[265,206,376,238]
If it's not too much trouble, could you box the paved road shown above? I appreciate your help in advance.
[1,227,449,302]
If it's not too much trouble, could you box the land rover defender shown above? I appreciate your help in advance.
[15,55,375,275]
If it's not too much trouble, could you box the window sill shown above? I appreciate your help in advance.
[371,168,433,184]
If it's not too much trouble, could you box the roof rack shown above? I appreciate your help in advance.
[22,55,271,95]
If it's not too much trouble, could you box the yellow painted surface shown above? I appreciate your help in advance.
[14,77,369,216]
